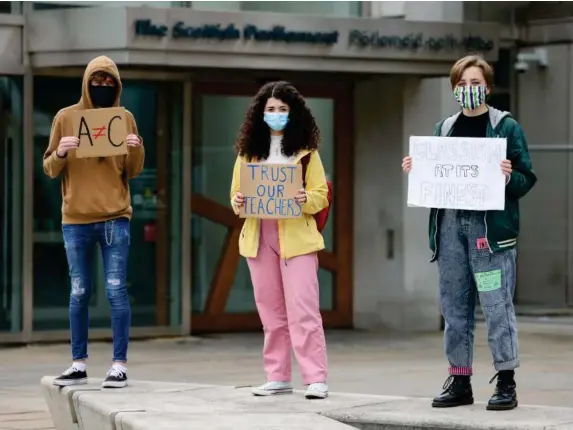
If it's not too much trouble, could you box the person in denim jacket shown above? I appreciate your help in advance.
[402,55,537,411]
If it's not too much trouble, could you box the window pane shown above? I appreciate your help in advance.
[123,81,183,328]
[192,95,251,313]
[305,98,334,252]
[241,1,361,17]
[33,77,81,330]
[304,97,334,311]
[33,77,183,330]
[488,93,511,112]
[34,1,185,9]
[494,48,512,89]
[192,93,335,314]
[0,76,23,333]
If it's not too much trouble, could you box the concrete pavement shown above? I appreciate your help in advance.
[39,377,573,430]
[1,319,573,429]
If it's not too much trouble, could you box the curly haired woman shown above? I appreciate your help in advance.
[230,81,330,399]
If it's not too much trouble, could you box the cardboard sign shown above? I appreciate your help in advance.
[239,163,303,219]
[407,136,507,211]
[73,107,128,158]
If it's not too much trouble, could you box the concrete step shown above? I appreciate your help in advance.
[40,376,573,430]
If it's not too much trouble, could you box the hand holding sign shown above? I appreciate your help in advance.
[402,156,412,173]
[56,136,80,157]
[294,189,307,204]
[126,134,141,148]
[501,159,512,176]
[233,192,245,208]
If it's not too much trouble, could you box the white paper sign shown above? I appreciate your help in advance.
[407,136,507,211]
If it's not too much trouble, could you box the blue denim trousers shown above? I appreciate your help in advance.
[62,217,131,362]
[437,209,519,376]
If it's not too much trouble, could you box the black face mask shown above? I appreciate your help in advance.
[89,86,116,108]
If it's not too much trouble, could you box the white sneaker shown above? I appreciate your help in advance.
[251,381,293,396]
[53,365,88,387]
[102,367,128,388]
[305,382,329,399]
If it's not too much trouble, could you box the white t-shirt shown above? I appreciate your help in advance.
[263,135,297,164]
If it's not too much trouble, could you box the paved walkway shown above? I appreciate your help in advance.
[1,318,573,429]
[39,377,573,430]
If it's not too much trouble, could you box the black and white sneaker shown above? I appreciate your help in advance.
[53,366,88,387]
[102,367,128,388]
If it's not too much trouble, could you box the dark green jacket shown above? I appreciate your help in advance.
[429,106,537,262]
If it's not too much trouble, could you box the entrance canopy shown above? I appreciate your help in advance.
[27,6,500,75]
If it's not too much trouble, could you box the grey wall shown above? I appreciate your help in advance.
[404,1,463,22]
[0,16,24,75]
[402,78,458,330]
[27,6,499,71]
[353,77,406,330]
[517,44,573,307]
[353,76,457,331]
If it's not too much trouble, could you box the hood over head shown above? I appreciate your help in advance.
[80,56,122,109]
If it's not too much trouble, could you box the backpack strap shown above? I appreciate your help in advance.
[300,153,311,188]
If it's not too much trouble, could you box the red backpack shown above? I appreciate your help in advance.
[301,154,333,233]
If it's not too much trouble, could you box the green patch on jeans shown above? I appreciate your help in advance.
[475,270,502,292]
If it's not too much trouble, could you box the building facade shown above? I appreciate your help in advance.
[0,1,564,344]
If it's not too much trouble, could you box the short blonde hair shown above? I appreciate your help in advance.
[449,55,494,90]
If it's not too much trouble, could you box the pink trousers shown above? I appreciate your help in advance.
[247,219,328,385]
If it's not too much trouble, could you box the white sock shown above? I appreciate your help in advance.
[72,362,86,372]
[112,363,127,373]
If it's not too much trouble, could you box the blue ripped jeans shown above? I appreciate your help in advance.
[62,218,131,362]
[437,209,519,376]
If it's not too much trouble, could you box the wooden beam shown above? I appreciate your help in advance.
[318,250,337,272]
[333,86,355,325]
[191,309,351,334]
[203,226,242,315]
[191,193,241,228]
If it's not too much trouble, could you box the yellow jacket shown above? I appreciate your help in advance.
[230,149,329,259]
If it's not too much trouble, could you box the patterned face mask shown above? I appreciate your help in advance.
[454,85,487,110]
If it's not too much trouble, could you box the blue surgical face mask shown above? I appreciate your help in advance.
[264,112,289,131]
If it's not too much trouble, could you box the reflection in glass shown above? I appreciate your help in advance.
[33,1,186,10]
[305,98,334,252]
[0,77,23,333]
[199,1,362,17]
[192,95,251,313]
[33,77,183,330]
[318,269,333,310]
[33,77,80,330]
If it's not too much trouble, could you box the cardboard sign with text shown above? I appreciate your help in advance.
[73,107,128,158]
[239,163,303,219]
[407,136,507,210]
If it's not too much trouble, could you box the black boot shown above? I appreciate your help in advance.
[431,375,474,408]
[487,370,518,411]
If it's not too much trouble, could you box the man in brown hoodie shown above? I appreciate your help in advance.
[44,56,144,389]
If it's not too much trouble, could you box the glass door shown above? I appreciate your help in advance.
[32,75,183,334]
[190,82,353,332]
[0,77,23,338]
